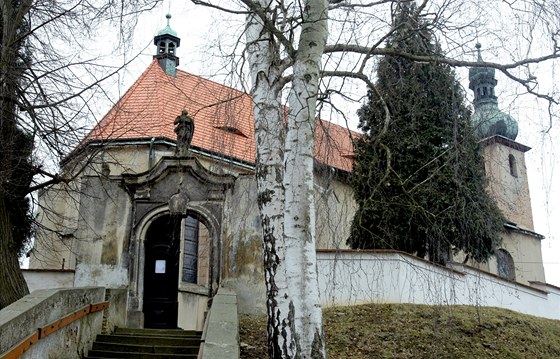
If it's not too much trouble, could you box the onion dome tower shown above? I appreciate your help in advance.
[154,14,181,77]
[467,44,546,285]
[469,43,518,140]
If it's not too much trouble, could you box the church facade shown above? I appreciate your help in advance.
[29,22,546,330]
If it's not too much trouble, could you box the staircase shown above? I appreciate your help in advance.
[84,328,203,358]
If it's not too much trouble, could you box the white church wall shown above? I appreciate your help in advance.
[488,231,546,284]
[23,269,75,292]
[317,250,560,320]
[30,181,82,270]
[221,174,267,315]
[314,174,357,249]
[74,263,129,288]
[177,291,207,330]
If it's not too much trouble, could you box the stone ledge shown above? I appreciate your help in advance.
[0,287,105,359]
[201,288,239,359]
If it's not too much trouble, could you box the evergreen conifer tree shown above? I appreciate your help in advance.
[348,3,505,264]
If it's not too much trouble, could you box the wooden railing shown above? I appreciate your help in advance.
[0,301,109,359]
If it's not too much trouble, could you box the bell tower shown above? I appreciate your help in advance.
[154,14,180,77]
[469,44,545,284]
[469,43,518,140]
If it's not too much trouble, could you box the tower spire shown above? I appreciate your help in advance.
[468,43,497,107]
[476,42,483,62]
[154,14,181,77]
[468,43,518,140]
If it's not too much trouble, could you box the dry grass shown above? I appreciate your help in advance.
[240,303,560,358]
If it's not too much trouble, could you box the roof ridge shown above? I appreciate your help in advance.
[175,67,249,100]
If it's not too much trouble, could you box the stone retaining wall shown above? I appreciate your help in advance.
[0,287,105,359]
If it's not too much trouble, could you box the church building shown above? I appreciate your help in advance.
[29,19,546,330]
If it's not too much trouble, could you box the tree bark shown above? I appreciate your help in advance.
[0,195,29,310]
[246,0,328,358]
[0,0,31,310]
[246,3,292,357]
[283,1,329,357]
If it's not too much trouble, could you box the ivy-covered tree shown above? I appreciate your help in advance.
[0,0,160,310]
[0,0,35,308]
[348,3,505,265]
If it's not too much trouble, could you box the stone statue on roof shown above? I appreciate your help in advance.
[174,110,195,156]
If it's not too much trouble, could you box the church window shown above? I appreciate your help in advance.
[159,41,166,54]
[182,215,198,283]
[169,43,175,55]
[496,248,516,281]
[508,154,518,177]
[181,214,210,286]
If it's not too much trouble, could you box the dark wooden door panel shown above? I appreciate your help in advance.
[143,215,180,329]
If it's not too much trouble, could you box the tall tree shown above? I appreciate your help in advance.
[0,0,35,309]
[347,3,505,264]
[0,0,160,310]
[187,0,560,357]
[245,0,328,356]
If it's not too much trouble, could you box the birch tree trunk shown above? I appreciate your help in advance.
[246,0,328,358]
[283,1,328,357]
[245,1,293,357]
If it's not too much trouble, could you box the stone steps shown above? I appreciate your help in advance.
[84,328,202,359]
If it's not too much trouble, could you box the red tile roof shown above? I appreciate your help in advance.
[86,60,356,172]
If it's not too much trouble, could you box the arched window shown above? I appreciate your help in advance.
[508,154,518,177]
[496,248,516,281]
[168,43,175,55]
[159,41,166,54]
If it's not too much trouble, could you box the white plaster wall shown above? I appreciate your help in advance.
[23,270,75,292]
[221,175,266,315]
[177,291,208,331]
[488,231,546,284]
[315,176,356,249]
[30,181,81,270]
[74,263,128,288]
[317,250,560,320]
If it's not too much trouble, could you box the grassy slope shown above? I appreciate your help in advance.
[240,303,560,358]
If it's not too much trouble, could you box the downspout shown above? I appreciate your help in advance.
[148,137,155,169]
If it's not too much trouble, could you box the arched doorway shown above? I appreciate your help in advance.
[142,212,212,329]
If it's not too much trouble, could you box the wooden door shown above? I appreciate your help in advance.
[143,215,180,329]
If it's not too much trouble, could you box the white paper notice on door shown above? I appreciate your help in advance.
[155,260,166,274]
